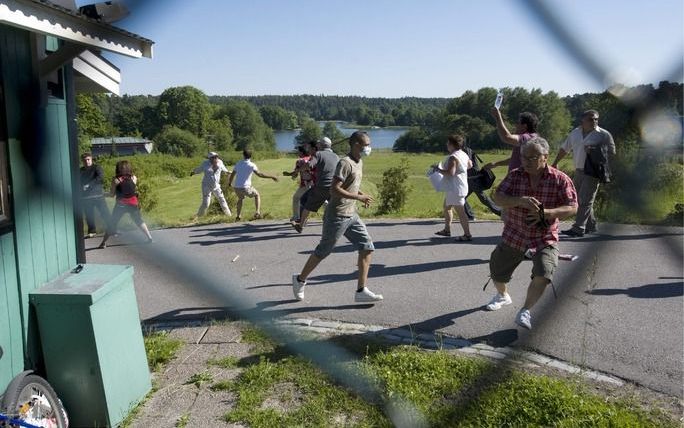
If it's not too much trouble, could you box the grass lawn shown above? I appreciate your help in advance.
[97,150,683,230]
[207,323,679,427]
[138,150,518,228]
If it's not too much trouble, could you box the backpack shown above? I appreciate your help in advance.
[464,147,496,191]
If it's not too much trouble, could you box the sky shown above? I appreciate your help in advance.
[97,0,683,98]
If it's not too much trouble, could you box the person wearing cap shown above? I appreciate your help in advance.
[229,148,279,221]
[292,131,383,303]
[292,136,339,233]
[191,152,232,218]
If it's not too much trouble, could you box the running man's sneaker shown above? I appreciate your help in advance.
[292,274,306,301]
[515,309,532,329]
[485,292,512,311]
[355,287,383,302]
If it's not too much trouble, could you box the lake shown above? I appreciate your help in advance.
[274,122,408,152]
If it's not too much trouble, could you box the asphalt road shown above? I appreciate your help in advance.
[86,218,684,397]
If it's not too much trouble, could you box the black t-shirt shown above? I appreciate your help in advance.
[79,165,105,198]
[116,175,137,199]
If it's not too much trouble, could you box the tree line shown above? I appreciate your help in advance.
[394,81,684,152]
[76,81,682,156]
[394,82,683,153]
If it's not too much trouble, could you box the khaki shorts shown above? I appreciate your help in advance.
[489,243,559,283]
[234,186,259,199]
[313,210,374,259]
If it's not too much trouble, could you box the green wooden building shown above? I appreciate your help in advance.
[0,0,153,423]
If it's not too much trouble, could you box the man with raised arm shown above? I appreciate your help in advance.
[483,109,539,173]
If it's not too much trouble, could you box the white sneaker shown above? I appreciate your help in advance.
[516,309,532,329]
[355,287,383,303]
[485,293,512,311]
[292,274,306,301]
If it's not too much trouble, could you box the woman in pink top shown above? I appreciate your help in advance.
[98,160,153,248]
[283,141,315,222]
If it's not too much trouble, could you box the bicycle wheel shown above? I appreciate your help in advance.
[1,372,68,428]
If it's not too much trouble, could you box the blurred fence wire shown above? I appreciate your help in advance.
[17,0,683,425]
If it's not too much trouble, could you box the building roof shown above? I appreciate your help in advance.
[91,137,152,145]
[0,0,154,58]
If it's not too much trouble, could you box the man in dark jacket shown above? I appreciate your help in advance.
[79,153,111,238]
[464,146,502,220]
[292,137,340,233]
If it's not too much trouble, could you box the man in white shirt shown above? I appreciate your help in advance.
[191,152,231,217]
[228,149,279,221]
[552,110,615,237]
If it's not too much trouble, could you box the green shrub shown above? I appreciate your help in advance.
[377,158,412,214]
[155,126,203,157]
[136,179,158,212]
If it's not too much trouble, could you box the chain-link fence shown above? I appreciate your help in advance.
[17,0,684,425]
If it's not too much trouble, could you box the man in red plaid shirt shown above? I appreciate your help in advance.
[485,137,578,329]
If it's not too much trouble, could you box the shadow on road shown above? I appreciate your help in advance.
[298,236,502,255]
[374,306,520,348]
[189,231,318,246]
[562,231,682,243]
[469,329,519,348]
[143,306,233,325]
[188,222,294,237]
[304,259,488,285]
[247,300,376,318]
[587,281,684,299]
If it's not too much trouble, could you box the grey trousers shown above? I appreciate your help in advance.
[572,169,599,232]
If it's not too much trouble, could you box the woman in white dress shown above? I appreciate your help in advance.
[433,134,473,241]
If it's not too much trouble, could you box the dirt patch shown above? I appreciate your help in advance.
[260,381,305,413]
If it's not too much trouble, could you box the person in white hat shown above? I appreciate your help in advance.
[191,152,232,217]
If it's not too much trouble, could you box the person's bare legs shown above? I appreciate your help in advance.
[454,204,471,237]
[299,254,323,282]
[139,222,153,241]
[522,276,550,310]
[357,250,372,291]
[254,193,261,216]
[443,201,453,233]
[299,208,310,226]
[493,281,508,295]
[236,196,244,219]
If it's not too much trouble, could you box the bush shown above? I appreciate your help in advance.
[155,126,203,157]
[377,158,412,214]
[136,178,158,212]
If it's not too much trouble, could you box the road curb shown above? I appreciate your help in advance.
[144,315,624,388]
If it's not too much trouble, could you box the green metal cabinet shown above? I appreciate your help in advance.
[29,264,151,427]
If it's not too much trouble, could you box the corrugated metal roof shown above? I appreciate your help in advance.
[91,137,152,145]
[30,0,153,44]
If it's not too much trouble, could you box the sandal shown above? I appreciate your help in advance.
[435,229,451,237]
[456,235,473,242]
